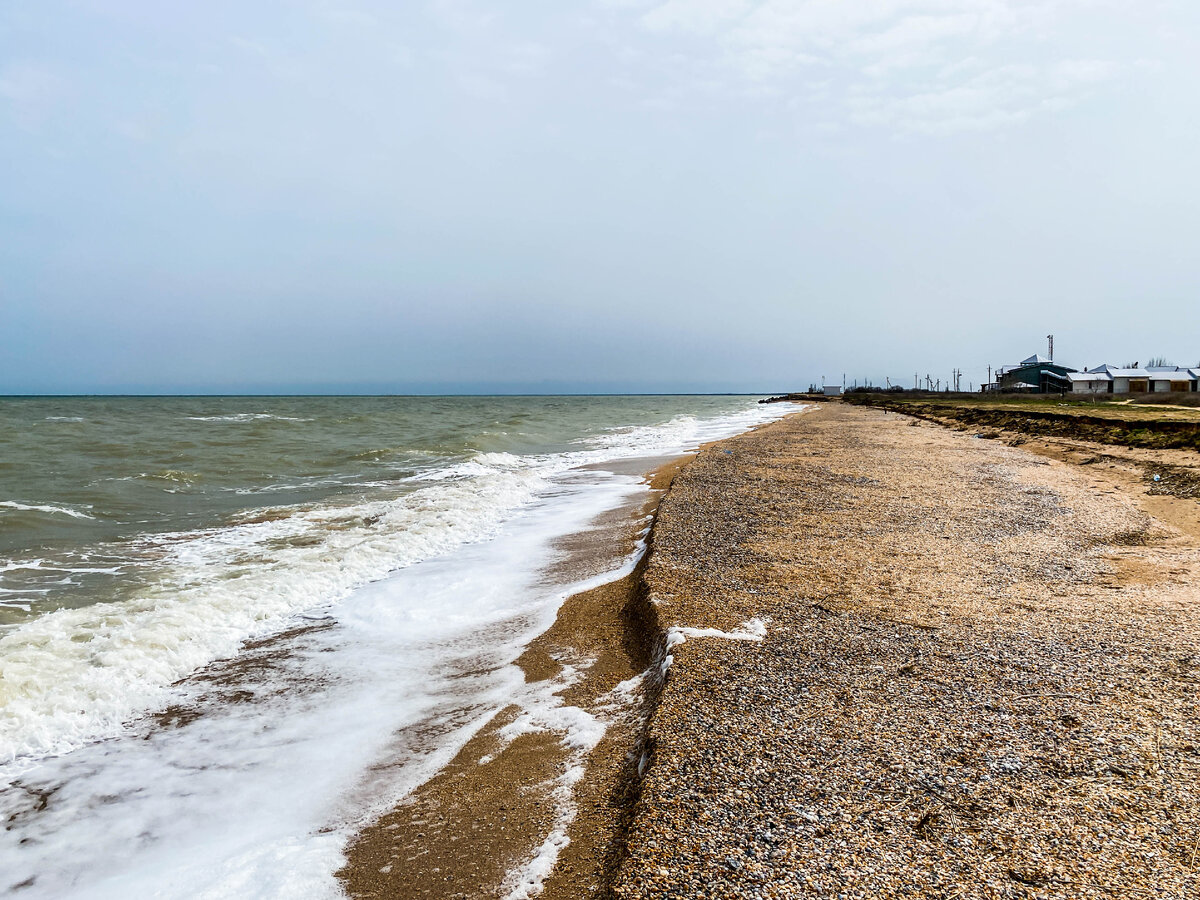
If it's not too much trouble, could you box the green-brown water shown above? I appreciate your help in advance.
[0,395,763,626]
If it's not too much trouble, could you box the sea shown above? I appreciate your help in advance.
[0,395,786,898]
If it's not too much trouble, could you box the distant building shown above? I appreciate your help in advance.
[1107,365,1151,393]
[1146,365,1196,393]
[822,384,843,397]
[1068,369,1112,394]
[996,354,1076,394]
[1068,363,1199,394]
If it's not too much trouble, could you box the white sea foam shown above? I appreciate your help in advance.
[0,501,94,520]
[231,476,358,494]
[0,459,646,898]
[497,650,656,900]
[186,413,313,422]
[667,618,770,645]
[0,560,46,574]
[661,618,770,675]
[0,464,551,763]
[0,403,790,765]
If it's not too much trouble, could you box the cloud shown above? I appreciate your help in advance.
[850,58,1123,134]
[312,5,380,28]
[642,0,753,34]
[643,0,1051,69]
[0,62,68,129]
[612,0,1135,134]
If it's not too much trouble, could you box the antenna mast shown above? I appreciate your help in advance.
[1047,334,1054,361]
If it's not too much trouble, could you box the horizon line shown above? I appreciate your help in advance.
[0,390,789,399]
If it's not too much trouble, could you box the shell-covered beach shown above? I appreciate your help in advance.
[614,402,1200,898]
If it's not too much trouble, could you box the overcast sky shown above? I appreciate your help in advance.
[2,1,1198,394]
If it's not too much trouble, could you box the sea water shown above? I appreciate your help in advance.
[0,395,785,897]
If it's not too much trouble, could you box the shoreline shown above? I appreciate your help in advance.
[345,397,1200,898]
[0,400,793,899]
[338,411,805,899]
[338,455,693,899]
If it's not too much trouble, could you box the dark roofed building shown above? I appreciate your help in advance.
[996,354,1077,394]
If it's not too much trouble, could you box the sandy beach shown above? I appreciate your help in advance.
[340,400,1200,898]
[614,402,1200,898]
[335,400,1200,898]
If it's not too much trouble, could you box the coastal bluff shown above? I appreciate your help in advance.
[614,403,1200,899]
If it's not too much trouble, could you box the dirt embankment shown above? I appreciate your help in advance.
[847,396,1200,451]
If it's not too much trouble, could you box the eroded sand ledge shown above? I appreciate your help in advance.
[339,458,689,900]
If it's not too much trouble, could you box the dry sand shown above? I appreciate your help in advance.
[613,402,1200,899]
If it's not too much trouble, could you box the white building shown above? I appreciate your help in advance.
[1069,363,1199,394]
[822,384,843,397]
[1068,370,1113,394]
[1146,365,1196,393]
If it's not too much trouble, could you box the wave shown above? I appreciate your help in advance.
[0,460,550,763]
[0,401,790,766]
[230,476,358,495]
[186,414,313,423]
[0,560,46,574]
[0,501,94,520]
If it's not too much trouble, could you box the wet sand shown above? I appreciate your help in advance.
[339,458,689,899]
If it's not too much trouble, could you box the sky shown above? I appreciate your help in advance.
[2,0,1199,394]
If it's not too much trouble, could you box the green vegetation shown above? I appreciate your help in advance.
[843,392,1200,450]
[847,392,1200,421]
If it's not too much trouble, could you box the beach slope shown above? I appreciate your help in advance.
[615,403,1200,898]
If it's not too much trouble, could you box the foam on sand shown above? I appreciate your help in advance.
[660,618,769,675]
